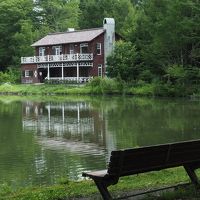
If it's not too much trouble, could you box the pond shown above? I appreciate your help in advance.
[0,95,200,188]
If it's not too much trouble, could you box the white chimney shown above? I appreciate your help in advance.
[103,18,115,69]
[67,28,75,32]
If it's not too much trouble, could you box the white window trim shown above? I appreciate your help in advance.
[69,44,75,54]
[52,46,62,55]
[80,43,88,54]
[97,43,101,55]
[39,47,45,56]
[98,64,102,77]
[25,70,31,78]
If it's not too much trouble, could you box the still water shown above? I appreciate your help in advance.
[0,96,200,187]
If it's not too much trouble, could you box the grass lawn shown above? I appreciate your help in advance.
[0,83,93,95]
[1,168,200,200]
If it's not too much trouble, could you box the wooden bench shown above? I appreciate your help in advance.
[82,139,200,200]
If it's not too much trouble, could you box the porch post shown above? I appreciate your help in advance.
[47,63,50,80]
[77,62,79,83]
[62,63,64,80]
[77,103,80,135]
[47,104,51,131]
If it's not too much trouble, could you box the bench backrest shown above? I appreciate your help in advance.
[107,140,200,177]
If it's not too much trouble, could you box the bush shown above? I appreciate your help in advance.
[0,72,11,83]
[0,68,20,84]
[87,77,125,94]
[128,83,155,96]
[87,77,102,87]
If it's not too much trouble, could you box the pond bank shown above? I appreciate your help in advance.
[0,80,200,97]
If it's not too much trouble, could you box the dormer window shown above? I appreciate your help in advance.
[80,43,88,54]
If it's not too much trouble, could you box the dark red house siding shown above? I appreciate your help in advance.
[89,33,105,77]
[21,32,107,83]
[21,64,39,83]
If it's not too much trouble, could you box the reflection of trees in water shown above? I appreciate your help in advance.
[0,101,40,185]
[106,97,200,148]
[2,96,200,186]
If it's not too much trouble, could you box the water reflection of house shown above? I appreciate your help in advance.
[22,101,114,155]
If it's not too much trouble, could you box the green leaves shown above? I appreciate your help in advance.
[37,0,80,32]
[0,0,80,70]
[0,0,35,68]
[107,41,138,82]
[79,0,136,35]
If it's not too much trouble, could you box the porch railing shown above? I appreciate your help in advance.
[21,53,93,64]
[47,77,93,83]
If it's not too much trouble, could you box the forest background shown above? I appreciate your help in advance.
[0,0,200,96]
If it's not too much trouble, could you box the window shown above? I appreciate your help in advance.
[98,64,102,77]
[52,46,62,55]
[24,70,33,78]
[69,44,75,54]
[39,47,46,56]
[96,43,101,55]
[80,43,88,54]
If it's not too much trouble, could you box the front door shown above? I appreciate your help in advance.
[38,69,47,83]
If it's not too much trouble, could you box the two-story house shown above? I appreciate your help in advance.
[21,18,116,84]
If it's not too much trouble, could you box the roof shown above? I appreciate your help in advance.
[31,28,105,47]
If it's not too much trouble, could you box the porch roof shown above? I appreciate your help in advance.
[31,28,105,47]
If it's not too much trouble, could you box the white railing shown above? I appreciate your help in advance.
[21,53,93,64]
[48,77,93,83]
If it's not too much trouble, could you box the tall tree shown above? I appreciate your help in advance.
[129,0,200,77]
[79,0,135,35]
[0,0,36,70]
[107,41,138,81]
[0,0,80,70]
[36,0,80,32]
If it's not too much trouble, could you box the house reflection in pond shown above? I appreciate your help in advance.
[22,101,115,156]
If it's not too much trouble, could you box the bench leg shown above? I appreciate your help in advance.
[94,180,112,200]
[184,165,200,188]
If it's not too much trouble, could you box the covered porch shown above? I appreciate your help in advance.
[38,64,92,83]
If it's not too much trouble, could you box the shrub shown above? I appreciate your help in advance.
[0,68,20,84]
[128,83,155,96]
[0,72,11,83]
[87,77,125,94]
[87,77,102,87]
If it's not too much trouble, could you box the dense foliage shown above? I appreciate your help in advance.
[107,0,200,86]
[0,0,199,92]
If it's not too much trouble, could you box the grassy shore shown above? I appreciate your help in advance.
[1,168,199,200]
[0,77,199,97]
[0,83,92,96]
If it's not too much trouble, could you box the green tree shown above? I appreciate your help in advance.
[36,0,80,32]
[79,0,135,35]
[0,0,36,70]
[0,0,80,71]
[129,0,200,78]
[165,65,186,84]
[107,41,138,82]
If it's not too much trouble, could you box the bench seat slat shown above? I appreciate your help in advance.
[82,170,107,178]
